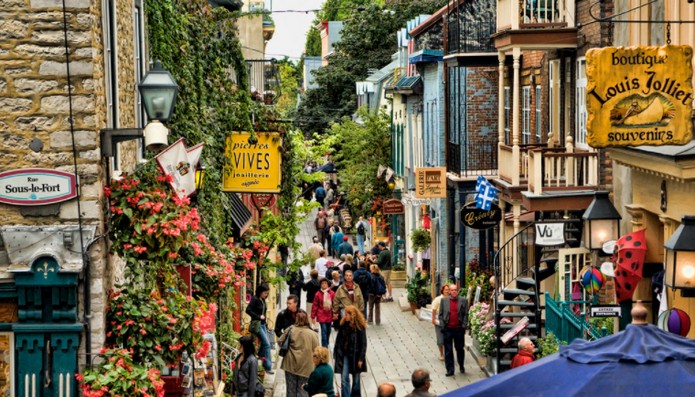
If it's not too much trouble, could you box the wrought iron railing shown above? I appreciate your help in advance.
[545,292,610,343]
[447,141,498,177]
[245,59,281,104]
[447,19,497,54]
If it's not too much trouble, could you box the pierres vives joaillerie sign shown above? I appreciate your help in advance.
[0,168,77,206]
[586,45,693,147]
[223,132,282,193]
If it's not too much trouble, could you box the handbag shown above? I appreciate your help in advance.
[255,382,265,397]
[279,328,292,357]
[249,320,261,335]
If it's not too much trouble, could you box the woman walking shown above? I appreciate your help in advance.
[278,312,320,397]
[311,278,336,348]
[233,335,263,397]
[245,283,273,373]
[304,346,335,397]
[431,284,450,361]
[368,265,386,325]
[334,306,367,397]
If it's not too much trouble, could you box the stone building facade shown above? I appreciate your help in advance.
[0,0,143,394]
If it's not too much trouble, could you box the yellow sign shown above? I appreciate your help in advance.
[415,167,446,198]
[586,45,693,147]
[223,132,282,193]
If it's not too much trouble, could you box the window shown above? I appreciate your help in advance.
[535,85,541,143]
[549,60,560,144]
[522,86,531,145]
[504,86,511,144]
[576,58,588,148]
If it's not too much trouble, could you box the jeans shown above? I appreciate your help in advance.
[257,324,273,371]
[286,372,309,397]
[442,327,465,374]
[320,322,332,348]
[356,234,365,255]
[341,355,361,397]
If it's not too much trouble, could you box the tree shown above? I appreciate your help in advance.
[275,58,301,117]
[328,106,392,215]
[304,26,322,57]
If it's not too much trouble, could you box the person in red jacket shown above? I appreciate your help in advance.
[311,278,336,348]
[511,337,536,369]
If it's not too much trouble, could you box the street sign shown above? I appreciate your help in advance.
[382,198,405,215]
[591,305,622,318]
[460,203,501,230]
[0,168,77,206]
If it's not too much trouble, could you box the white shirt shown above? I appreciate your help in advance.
[315,257,329,278]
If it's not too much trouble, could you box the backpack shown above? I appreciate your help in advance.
[316,214,326,229]
[357,222,366,236]
[354,269,371,288]
[374,275,387,295]
[315,187,326,199]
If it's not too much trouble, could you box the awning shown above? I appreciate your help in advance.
[227,193,252,235]
[409,49,443,64]
[386,75,423,95]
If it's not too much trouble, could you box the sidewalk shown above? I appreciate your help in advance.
[265,207,487,396]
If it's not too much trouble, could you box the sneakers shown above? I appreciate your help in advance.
[265,370,275,375]
[445,372,454,377]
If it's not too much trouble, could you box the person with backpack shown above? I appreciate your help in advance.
[352,261,372,319]
[325,184,335,210]
[376,242,393,301]
[330,225,344,259]
[368,265,387,325]
[315,184,326,207]
[354,216,370,255]
[337,235,354,257]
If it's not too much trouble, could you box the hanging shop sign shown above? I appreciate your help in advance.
[534,222,566,246]
[586,45,693,147]
[460,203,501,230]
[0,168,77,206]
[252,193,276,210]
[223,132,282,193]
[382,198,405,215]
[415,167,447,198]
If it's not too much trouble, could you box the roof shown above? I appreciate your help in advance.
[365,59,399,83]
[627,140,695,159]
[409,0,459,37]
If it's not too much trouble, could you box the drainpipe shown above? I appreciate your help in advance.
[82,234,105,368]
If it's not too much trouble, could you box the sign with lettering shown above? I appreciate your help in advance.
[382,198,405,215]
[460,203,501,230]
[401,197,432,206]
[590,305,622,318]
[223,132,282,193]
[252,193,276,210]
[534,222,566,246]
[0,168,77,206]
[586,45,693,147]
[415,167,446,198]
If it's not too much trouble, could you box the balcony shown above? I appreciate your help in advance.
[493,0,577,50]
[246,59,281,104]
[497,142,598,209]
[447,140,498,178]
[444,0,498,66]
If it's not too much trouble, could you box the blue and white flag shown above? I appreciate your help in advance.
[474,177,498,211]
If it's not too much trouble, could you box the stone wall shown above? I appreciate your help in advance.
[0,0,139,365]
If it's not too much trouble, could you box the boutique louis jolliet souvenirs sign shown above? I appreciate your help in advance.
[586,45,693,147]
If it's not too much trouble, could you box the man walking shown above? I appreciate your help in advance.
[404,369,436,397]
[315,209,329,248]
[315,250,329,279]
[275,294,307,338]
[377,383,397,397]
[337,235,354,257]
[315,184,326,208]
[332,270,365,318]
[308,236,324,262]
[438,284,468,376]
[355,216,370,255]
[376,242,393,301]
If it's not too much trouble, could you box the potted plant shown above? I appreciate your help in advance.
[468,302,490,352]
[410,228,431,252]
[405,270,431,314]
[78,348,165,397]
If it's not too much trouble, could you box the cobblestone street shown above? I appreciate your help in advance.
[267,208,486,396]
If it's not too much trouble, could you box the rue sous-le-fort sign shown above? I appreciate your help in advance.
[586,45,693,148]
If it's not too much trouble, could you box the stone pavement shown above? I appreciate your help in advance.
[265,207,487,396]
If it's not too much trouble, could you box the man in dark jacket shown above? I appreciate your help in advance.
[352,261,372,319]
[337,235,354,257]
[376,242,393,301]
[437,284,469,376]
[303,269,322,316]
[275,294,307,337]
[287,268,305,304]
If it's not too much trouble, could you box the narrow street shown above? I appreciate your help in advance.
[267,208,486,396]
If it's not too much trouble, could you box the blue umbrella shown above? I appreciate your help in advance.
[442,324,695,396]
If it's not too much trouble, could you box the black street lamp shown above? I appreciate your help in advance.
[664,216,695,297]
[582,191,621,252]
[139,60,179,152]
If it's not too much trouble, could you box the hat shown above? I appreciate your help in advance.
[343,235,348,241]
[378,241,386,247]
